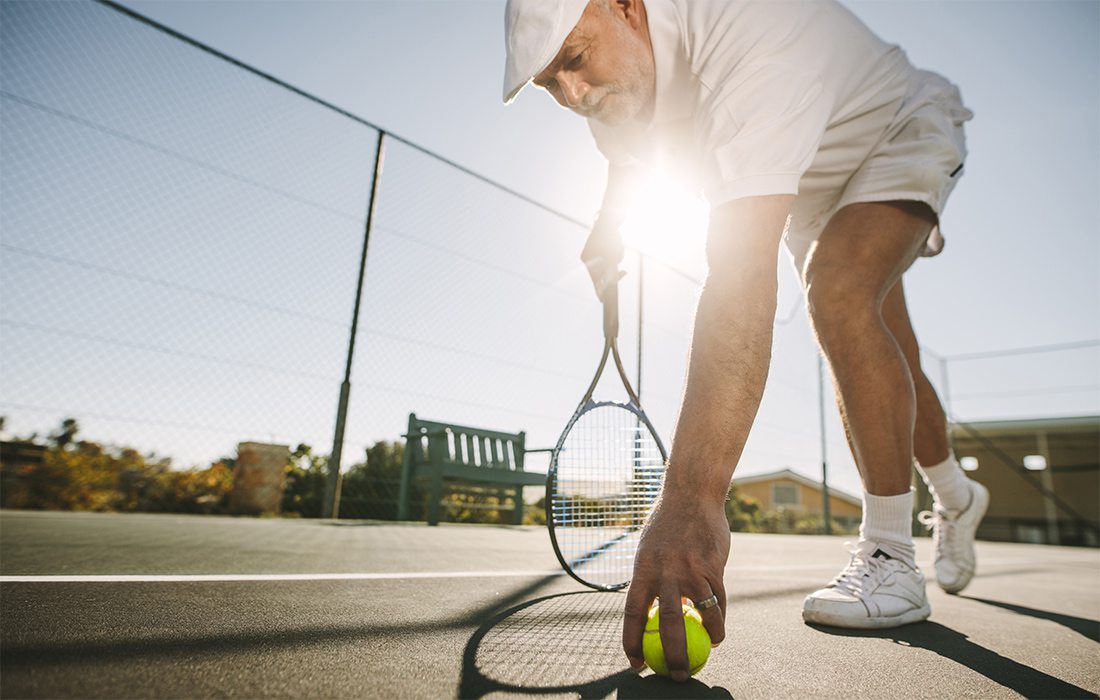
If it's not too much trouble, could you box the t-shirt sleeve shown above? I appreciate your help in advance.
[698,62,831,206]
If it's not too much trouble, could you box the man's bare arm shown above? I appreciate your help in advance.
[621,194,793,681]
[662,194,794,506]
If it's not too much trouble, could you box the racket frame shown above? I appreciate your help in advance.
[546,274,668,591]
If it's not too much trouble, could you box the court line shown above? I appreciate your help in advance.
[0,557,1048,584]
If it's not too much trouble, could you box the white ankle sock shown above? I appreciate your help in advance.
[919,454,971,512]
[859,489,916,567]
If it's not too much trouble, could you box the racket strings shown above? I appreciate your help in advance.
[550,404,665,588]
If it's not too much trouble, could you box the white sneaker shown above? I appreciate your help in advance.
[802,541,931,629]
[918,480,990,594]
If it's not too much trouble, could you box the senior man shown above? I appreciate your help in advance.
[503,0,989,681]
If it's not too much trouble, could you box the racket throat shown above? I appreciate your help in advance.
[580,341,641,408]
[609,338,641,406]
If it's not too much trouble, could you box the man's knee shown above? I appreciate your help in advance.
[802,199,936,303]
[804,263,883,338]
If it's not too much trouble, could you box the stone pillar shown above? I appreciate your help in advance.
[229,442,289,516]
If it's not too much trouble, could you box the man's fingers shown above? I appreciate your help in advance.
[692,580,726,647]
[658,589,689,682]
[717,577,728,622]
[622,579,653,669]
[584,258,604,297]
[583,256,627,301]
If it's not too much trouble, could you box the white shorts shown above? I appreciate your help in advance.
[784,69,974,273]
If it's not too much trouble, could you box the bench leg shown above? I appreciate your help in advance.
[513,486,524,525]
[428,470,443,526]
[397,467,410,522]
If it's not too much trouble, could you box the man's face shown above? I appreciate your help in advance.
[532,0,655,126]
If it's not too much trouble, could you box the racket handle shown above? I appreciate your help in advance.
[602,273,619,340]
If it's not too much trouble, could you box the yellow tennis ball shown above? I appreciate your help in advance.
[642,600,711,677]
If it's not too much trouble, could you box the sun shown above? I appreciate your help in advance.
[620,169,709,271]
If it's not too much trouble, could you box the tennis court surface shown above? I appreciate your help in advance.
[1,510,1097,699]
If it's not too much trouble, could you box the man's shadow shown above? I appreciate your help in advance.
[809,615,1098,699]
[456,590,734,699]
[962,596,1100,644]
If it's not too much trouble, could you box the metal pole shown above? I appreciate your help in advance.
[637,252,644,401]
[818,354,831,535]
[1036,431,1059,545]
[939,357,955,453]
[631,253,646,510]
[323,131,387,519]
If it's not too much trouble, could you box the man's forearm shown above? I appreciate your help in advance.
[662,267,777,506]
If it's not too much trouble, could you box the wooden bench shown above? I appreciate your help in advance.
[397,413,546,526]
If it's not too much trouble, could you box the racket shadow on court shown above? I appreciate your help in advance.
[807,621,1096,698]
[457,590,734,699]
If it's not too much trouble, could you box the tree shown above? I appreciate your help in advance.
[724,483,763,532]
[281,443,328,518]
[340,440,420,520]
[2,419,234,515]
[49,418,80,450]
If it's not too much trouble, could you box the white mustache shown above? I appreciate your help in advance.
[578,86,616,114]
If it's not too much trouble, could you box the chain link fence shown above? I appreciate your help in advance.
[2,1,1096,532]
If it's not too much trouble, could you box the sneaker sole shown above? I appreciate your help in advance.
[802,602,931,630]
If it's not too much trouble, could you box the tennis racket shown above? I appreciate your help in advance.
[547,270,668,591]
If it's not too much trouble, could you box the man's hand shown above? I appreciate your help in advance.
[622,495,730,681]
[580,217,625,301]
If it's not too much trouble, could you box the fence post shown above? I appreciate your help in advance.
[939,356,956,456]
[324,130,387,519]
[1036,431,1060,545]
[637,252,645,402]
[818,354,831,535]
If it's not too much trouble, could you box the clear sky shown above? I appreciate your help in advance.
[2,0,1097,499]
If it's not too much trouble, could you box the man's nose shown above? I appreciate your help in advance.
[559,76,588,109]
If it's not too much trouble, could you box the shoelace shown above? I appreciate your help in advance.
[830,542,890,596]
[918,508,959,562]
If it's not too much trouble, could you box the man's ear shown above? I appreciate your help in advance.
[615,0,644,28]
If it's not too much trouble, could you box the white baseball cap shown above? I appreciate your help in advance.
[502,0,591,104]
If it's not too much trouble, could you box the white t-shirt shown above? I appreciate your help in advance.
[589,0,916,208]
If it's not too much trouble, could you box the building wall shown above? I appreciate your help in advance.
[736,477,861,521]
[945,422,1099,546]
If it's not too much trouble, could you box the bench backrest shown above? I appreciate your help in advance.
[404,413,527,472]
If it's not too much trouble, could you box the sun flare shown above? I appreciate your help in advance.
[620,170,709,268]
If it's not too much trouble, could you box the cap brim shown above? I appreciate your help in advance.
[503,80,529,104]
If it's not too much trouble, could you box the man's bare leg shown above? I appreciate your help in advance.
[881,278,989,593]
[802,201,935,497]
[880,279,950,469]
[813,245,961,498]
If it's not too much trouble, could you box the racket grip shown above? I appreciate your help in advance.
[602,274,619,340]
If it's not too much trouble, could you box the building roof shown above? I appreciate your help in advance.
[732,468,861,507]
[952,415,1099,434]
